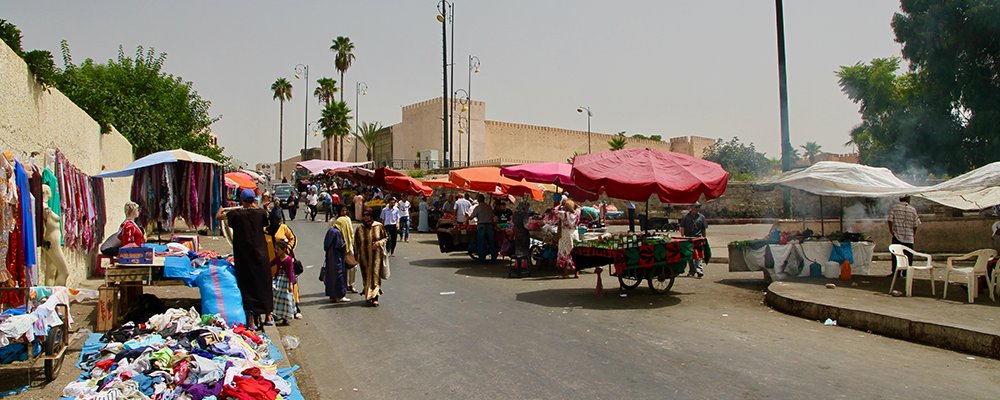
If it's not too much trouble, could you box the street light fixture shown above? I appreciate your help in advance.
[577,106,592,154]
[308,121,320,137]
[454,88,469,166]
[466,55,480,166]
[293,64,309,157]
[437,0,454,168]
[355,81,368,162]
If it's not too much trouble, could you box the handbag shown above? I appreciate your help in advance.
[318,265,326,282]
[99,222,127,257]
[380,244,391,280]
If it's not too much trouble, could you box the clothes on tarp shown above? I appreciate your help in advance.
[130,162,223,232]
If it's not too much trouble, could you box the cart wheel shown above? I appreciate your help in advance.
[618,271,643,290]
[648,266,675,294]
[43,329,63,381]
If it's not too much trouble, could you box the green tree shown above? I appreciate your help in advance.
[271,77,293,178]
[608,132,628,150]
[702,137,772,180]
[313,77,338,157]
[330,36,356,160]
[355,121,383,163]
[649,134,662,141]
[800,142,822,164]
[319,101,353,161]
[891,0,1000,173]
[56,42,224,161]
[2,19,57,89]
[631,133,648,140]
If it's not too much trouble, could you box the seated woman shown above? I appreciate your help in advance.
[120,201,145,248]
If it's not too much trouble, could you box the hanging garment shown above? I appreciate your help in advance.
[41,167,62,244]
[14,161,36,268]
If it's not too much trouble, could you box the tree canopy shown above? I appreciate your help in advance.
[56,42,225,162]
[702,137,773,180]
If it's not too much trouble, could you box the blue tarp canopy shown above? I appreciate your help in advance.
[96,149,218,178]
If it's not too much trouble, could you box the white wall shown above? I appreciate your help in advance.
[0,40,134,286]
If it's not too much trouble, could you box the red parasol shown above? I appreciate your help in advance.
[449,167,544,201]
[224,172,258,190]
[571,148,729,203]
[384,175,434,196]
[500,162,598,201]
[423,177,459,189]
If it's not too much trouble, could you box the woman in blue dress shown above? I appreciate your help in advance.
[323,222,349,302]
[418,196,430,232]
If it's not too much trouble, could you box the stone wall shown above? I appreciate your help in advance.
[484,121,676,163]
[1,40,134,286]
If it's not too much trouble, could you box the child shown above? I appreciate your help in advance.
[270,240,297,325]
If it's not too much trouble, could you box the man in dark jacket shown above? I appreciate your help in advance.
[680,202,707,278]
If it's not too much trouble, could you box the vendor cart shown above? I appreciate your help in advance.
[572,236,710,294]
[0,287,71,382]
[436,222,508,262]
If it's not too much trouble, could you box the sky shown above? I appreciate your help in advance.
[6,1,905,166]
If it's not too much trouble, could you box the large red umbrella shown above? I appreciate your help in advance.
[571,148,729,203]
[500,162,598,201]
[224,172,258,190]
[423,177,459,189]
[384,175,434,196]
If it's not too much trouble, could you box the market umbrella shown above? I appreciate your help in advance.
[423,177,459,189]
[96,149,218,178]
[224,177,239,188]
[449,167,544,201]
[224,172,258,190]
[239,169,266,183]
[571,148,729,203]
[500,162,598,201]
[385,175,434,196]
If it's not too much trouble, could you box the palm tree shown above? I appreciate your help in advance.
[608,132,628,151]
[800,141,823,164]
[271,77,293,179]
[313,77,338,158]
[356,121,384,163]
[330,36,356,160]
[319,101,353,160]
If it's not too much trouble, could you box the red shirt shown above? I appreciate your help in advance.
[119,220,145,248]
[332,193,341,204]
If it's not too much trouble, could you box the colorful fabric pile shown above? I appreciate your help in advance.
[65,308,300,400]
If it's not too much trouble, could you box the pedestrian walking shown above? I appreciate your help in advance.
[887,195,920,276]
[418,196,430,232]
[287,191,299,220]
[323,217,349,302]
[627,201,636,233]
[469,194,497,263]
[353,192,365,221]
[380,198,400,256]
[355,207,388,307]
[320,190,334,222]
[397,195,412,242]
[269,240,296,325]
[333,206,358,293]
[679,202,707,278]
[556,199,581,278]
[306,189,319,221]
[216,189,273,329]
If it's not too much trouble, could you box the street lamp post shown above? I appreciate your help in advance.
[577,106,592,154]
[294,64,309,158]
[355,82,368,162]
[467,55,480,166]
[454,89,469,166]
[775,0,793,217]
[437,1,453,168]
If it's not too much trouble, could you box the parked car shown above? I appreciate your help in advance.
[273,184,294,208]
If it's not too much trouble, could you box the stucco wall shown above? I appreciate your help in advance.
[1,40,134,286]
[484,121,676,163]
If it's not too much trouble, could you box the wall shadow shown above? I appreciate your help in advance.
[515,288,682,310]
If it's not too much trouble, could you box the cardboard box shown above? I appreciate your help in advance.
[171,235,200,252]
[117,246,154,265]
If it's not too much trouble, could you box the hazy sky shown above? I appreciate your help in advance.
[7,1,904,166]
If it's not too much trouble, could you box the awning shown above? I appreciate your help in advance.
[96,149,217,178]
[760,161,920,197]
[916,162,1000,210]
[295,160,373,175]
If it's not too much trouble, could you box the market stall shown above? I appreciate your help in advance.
[571,235,711,293]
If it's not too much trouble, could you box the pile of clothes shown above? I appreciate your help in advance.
[64,308,299,400]
[0,287,73,362]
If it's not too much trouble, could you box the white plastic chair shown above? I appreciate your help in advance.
[888,244,936,297]
[942,249,996,303]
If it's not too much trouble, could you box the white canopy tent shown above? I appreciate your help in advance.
[916,162,1000,210]
[761,161,922,197]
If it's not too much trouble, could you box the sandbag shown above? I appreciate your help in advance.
[194,260,246,326]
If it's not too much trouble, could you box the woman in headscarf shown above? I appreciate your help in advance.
[418,196,430,232]
[333,206,359,293]
[512,199,532,276]
[217,189,272,329]
[324,207,350,302]
[354,207,388,307]
[264,211,299,320]
[557,198,581,279]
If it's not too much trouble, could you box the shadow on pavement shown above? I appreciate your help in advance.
[318,301,372,310]
[409,256,478,268]
[771,275,1000,306]
[715,278,770,293]
[515,288,683,310]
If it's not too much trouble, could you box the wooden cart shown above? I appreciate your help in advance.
[0,288,70,382]
[571,237,710,294]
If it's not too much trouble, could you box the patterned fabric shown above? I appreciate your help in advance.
[887,202,920,243]
[571,238,710,276]
[271,273,295,321]
[556,209,580,271]
[354,222,387,301]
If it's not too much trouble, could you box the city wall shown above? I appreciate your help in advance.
[1,40,134,286]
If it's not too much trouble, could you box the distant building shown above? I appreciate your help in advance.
[319,97,717,169]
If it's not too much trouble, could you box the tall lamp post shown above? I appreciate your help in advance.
[775,0,793,217]
[577,106,592,154]
[454,89,469,166]
[355,81,368,162]
[294,64,309,158]
[437,1,453,168]
[466,55,480,166]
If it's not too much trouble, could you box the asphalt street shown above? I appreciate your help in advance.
[279,217,1000,399]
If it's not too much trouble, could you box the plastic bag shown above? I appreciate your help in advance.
[282,335,300,350]
[194,260,246,326]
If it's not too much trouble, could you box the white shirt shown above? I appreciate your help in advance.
[397,200,411,217]
[381,206,400,225]
[454,198,472,223]
[307,193,318,206]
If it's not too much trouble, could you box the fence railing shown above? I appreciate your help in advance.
[376,159,470,170]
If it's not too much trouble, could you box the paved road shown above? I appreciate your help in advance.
[280,218,999,399]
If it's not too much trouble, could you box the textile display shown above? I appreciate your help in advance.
[729,241,875,280]
[55,150,103,253]
[571,238,710,276]
[64,308,303,400]
[130,162,223,232]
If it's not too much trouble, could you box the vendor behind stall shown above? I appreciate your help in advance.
[469,194,497,263]
[120,201,145,248]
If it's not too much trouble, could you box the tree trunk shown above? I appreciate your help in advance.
[340,135,345,161]
[278,101,284,180]
[332,133,339,161]
[339,71,346,161]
